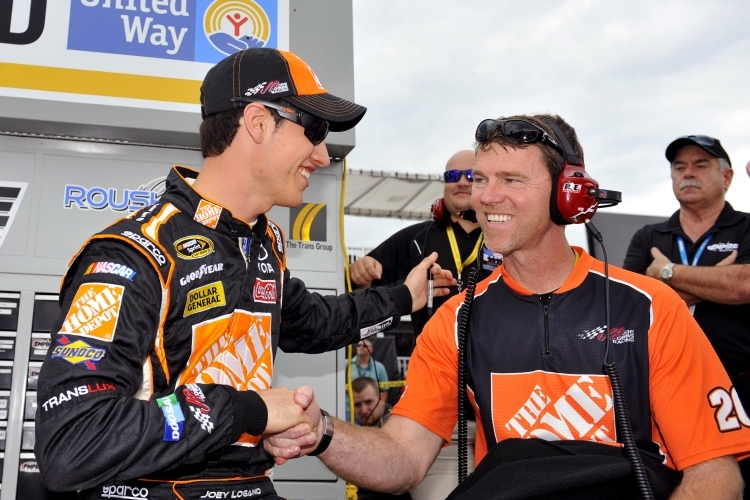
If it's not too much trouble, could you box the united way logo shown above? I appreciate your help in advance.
[194,0,277,63]
[204,0,270,55]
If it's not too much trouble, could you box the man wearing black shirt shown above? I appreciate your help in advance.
[349,150,501,336]
[623,135,750,496]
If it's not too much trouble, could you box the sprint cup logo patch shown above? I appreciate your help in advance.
[184,281,226,317]
[493,371,615,444]
[193,199,223,229]
[59,283,124,342]
[174,235,214,260]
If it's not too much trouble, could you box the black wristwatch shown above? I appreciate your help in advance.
[308,409,334,457]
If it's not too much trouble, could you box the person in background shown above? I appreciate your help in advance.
[348,150,489,499]
[353,376,391,427]
[346,339,389,422]
[623,134,750,496]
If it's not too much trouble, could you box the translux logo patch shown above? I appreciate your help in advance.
[60,283,124,342]
[184,281,226,317]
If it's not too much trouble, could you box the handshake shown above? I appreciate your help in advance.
[258,385,326,464]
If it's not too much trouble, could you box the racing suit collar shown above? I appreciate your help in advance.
[165,166,267,239]
[499,246,593,296]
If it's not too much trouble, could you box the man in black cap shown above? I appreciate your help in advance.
[35,48,451,500]
[623,135,750,493]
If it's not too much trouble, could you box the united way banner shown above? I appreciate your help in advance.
[0,0,287,110]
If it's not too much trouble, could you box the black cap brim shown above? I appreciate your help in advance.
[285,93,367,132]
[665,137,731,166]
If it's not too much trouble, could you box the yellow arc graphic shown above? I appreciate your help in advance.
[292,203,325,241]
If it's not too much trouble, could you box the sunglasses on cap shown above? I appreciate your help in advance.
[229,98,330,146]
[444,169,473,183]
[475,119,563,156]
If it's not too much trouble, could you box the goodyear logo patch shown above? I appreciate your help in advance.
[60,283,124,342]
[184,281,226,316]
[84,261,137,281]
[174,235,214,260]
[193,199,222,229]
[51,335,106,370]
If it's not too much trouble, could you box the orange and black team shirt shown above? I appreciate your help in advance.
[392,247,750,472]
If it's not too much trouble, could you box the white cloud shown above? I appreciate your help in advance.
[345,0,750,248]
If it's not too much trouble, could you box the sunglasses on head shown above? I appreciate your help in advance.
[684,135,720,147]
[228,98,330,146]
[475,119,563,155]
[444,169,473,183]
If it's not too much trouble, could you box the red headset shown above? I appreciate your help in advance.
[542,120,621,225]
[430,198,450,223]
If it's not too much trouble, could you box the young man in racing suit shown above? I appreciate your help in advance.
[267,114,750,499]
[34,48,452,500]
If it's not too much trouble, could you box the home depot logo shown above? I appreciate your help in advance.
[193,199,222,229]
[289,203,326,241]
[59,283,124,342]
[493,371,616,444]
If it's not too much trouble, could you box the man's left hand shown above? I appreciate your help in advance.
[404,252,457,312]
[646,247,672,280]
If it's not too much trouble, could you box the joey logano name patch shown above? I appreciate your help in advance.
[59,283,124,342]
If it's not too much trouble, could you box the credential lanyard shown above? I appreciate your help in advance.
[677,234,713,266]
[676,233,713,315]
[446,224,483,291]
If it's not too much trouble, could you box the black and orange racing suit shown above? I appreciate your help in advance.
[35,166,412,499]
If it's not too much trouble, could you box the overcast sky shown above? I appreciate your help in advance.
[343,0,750,249]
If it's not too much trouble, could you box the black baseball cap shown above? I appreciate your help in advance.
[665,135,732,167]
[200,48,366,132]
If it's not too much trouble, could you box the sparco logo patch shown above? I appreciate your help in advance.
[84,261,136,281]
[253,278,277,304]
[268,221,284,255]
[179,263,224,286]
[121,230,166,266]
[174,235,215,260]
[360,318,393,339]
[101,484,149,499]
[194,199,223,229]
[51,335,106,370]
[494,372,615,444]
[60,283,124,342]
[184,281,226,317]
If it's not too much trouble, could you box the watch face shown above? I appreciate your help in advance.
[660,265,673,281]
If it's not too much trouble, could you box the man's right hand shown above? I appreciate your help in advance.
[350,256,383,286]
[258,387,315,436]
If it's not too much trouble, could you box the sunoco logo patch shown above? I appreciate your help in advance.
[51,335,106,370]
[184,281,226,317]
[174,235,214,260]
[59,283,124,342]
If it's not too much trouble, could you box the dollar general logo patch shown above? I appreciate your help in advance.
[174,235,214,260]
[193,199,223,229]
[51,335,106,370]
[60,283,124,342]
[184,281,226,317]
[290,203,326,241]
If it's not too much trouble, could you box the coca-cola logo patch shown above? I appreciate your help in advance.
[253,278,277,304]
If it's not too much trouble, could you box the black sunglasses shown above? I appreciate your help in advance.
[229,98,330,146]
[475,119,563,155]
[685,135,720,147]
[444,169,473,183]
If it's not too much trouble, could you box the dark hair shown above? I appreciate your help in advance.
[200,105,285,158]
[352,376,380,395]
[475,113,583,181]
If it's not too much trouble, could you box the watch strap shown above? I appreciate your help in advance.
[308,409,333,457]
